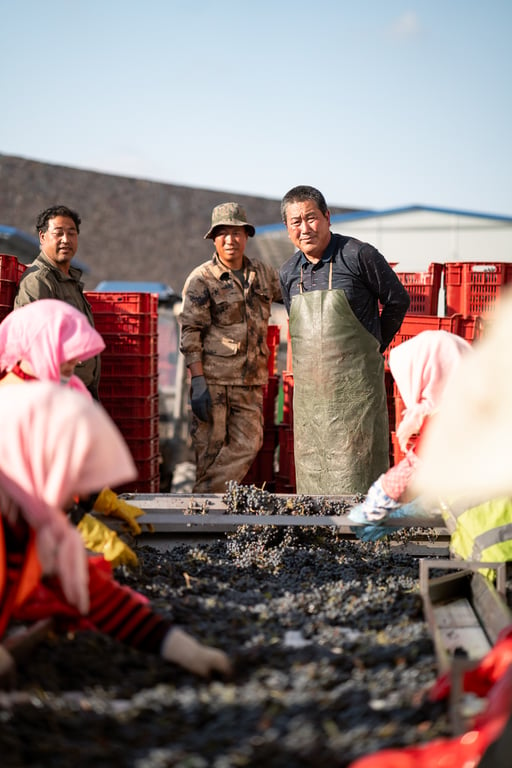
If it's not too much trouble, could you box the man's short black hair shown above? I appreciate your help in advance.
[36,205,81,235]
[280,186,329,224]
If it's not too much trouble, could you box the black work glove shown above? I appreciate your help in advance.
[66,492,99,526]
[190,375,212,422]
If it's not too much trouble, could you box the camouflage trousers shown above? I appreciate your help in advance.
[191,384,264,494]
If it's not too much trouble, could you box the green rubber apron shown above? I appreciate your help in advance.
[289,261,389,494]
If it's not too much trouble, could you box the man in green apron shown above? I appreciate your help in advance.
[279,186,410,495]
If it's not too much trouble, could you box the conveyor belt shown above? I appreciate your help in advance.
[113,492,450,554]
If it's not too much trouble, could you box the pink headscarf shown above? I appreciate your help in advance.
[0,299,105,395]
[389,330,472,453]
[0,382,137,613]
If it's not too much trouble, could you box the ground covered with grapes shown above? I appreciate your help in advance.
[0,487,458,768]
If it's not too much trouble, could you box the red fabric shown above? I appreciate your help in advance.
[0,518,41,638]
[349,718,507,768]
[13,552,170,654]
[381,416,430,500]
[349,628,512,768]
[381,450,419,500]
[0,363,38,382]
[429,625,512,701]
[14,555,149,632]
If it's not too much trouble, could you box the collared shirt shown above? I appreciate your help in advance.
[279,233,410,351]
[14,251,101,396]
[180,253,282,386]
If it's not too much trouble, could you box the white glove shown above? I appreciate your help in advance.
[348,476,400,523]
[161,628,231,678]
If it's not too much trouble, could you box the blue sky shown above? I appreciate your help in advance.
[2,0,511,216]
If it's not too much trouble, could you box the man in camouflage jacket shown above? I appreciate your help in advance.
[180,202,282,493]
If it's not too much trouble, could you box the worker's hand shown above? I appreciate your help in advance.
[78,513,139,568]
[350,500,428,541]
[348,476,399,525]
[93,488,144,536]
[161,627,232,678]
[190,375,212,422]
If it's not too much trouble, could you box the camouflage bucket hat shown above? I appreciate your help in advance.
[204,202,256,239]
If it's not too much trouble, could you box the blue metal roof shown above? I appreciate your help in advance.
[256,204,512,234]
[0,224,39,245]
[329,205,512,225]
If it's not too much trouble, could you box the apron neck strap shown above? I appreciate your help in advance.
[299,259,333,293]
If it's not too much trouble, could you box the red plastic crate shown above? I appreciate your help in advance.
[278,424,295,481]
[281,371,294,426]
[116,473,160,494]
[99,374,159,400]
[274,476,296,494]
[103,393,160,421]
[263,375,279,425]
[85,292,158,316]
[384,315,462,368]
[17,262,27,282]
[0,254,21,282]
[101,332,158,356]
[116,415,160,441]
[101,353,158,379]
[0,304,12,322]
[266,325,281,375]
[395,263,443,315]
[394,386,405,428]
[130,454,160,480]
[93,312,157,336]
[391,431,406,466]
[126,435,160,462]
[457,315,485,344]
[286,324,293,371]
[385,369,395,432]
[0,279,17,307]
[242,426,278,486]
[444,262,512,316]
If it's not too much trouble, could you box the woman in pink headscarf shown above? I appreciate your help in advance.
[348,330,472,537]
[0,382,231,686]
[0,298,105,395]
[0,299,146,560]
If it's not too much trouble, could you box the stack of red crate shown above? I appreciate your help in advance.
[386,261,507,465]
[242,325,281,488]
[394,263,443,315]
[85,291,160,493]
[275,370,295,493]
[444,262,512,317]
[0,254,26,321]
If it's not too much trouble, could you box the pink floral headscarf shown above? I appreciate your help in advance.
[389,330,472,453]
[0,382,137,613]
[0,299,105,395]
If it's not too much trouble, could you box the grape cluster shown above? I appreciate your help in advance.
[223,481,354,517]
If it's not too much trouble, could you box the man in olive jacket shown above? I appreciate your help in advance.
[14,205,101,400]
[180,202,282,493]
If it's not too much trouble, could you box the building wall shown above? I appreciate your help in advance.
[329,210,512,273]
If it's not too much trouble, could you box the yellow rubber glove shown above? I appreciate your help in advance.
[78,513,139,569]
[93,487,144,536]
